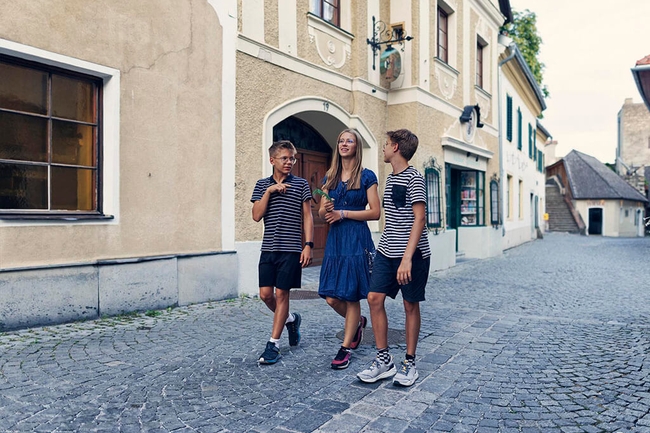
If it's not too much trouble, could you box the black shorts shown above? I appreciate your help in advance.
[258,251,302,290]
[369,249,430,302]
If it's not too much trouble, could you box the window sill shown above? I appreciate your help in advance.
[433,57,458,75]
[307,13,354,40]
[0,213,114,221]
[475,85,491,99]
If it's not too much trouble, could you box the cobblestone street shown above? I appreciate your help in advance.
[1,233,650,432]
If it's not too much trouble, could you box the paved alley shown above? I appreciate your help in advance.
[1,233,650,432]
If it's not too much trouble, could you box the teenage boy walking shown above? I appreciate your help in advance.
[357,129,431,386]
[251,140,314,364]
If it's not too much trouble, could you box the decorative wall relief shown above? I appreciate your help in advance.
[475,18,489,41]
[434,60,458,100]
[476,90,491,122]
[308,20,351,69]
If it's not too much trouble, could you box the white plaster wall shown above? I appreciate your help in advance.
[458,226,502,259]
[428,230,456,271]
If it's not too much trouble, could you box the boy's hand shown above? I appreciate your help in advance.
[397,259,412,286]
[300,247,313,267]
[267,183,291,195]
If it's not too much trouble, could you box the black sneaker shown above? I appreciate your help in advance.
[286,312,302,346]
[258,341,281,364]
[331,347,351,370]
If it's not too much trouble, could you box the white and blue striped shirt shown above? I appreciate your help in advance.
[377,166,431,259]
[251,174,312,253]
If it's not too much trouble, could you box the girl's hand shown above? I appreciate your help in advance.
[323,200,335,213]
[323,209,343,224]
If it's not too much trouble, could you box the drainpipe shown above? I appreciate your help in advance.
[497,39,516,237]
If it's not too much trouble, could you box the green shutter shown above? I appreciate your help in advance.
[517,109,522,150]
[528,123,533,158]
[506,95,512,142]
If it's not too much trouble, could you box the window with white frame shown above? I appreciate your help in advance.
[489,178,499,225]
[0,41,119,221]
[506,174,512,219]
[476,38,486,89]
[437,6,449,63]
[425,166,442,228]
[518,179,523,219]
[310,0,340,27]
[0,55,101,214]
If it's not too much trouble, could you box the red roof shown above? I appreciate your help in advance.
[636,55,650,66]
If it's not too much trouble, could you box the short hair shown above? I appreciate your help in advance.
[268,140,297,157]
[387,129,419,161]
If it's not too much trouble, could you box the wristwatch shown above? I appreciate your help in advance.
[304,242,314,248]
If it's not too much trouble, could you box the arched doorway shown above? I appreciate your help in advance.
[273,116,332,264]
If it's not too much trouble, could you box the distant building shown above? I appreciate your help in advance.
[616,98,650,195]
[630,55,650,226]
[547,150,647,237]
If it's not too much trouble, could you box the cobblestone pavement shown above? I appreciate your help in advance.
[2,233,650,432]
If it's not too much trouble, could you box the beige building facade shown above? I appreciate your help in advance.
[234,0,509,294]
[2,0,518,329]
[0,1,238,330]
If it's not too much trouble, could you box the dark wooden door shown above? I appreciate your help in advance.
[588,208,603,235]
[294,150,330,265]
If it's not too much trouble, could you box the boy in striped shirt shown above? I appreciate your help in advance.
[251,140,314,364]
[357,129,431,386]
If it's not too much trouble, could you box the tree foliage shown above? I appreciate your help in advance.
[503,9,549,98]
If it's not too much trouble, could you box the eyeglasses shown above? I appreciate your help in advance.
[275,156,297,164]
[338,139,355,145]
[383,141,395,148]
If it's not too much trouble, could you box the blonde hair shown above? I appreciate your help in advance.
[323,129,363,191]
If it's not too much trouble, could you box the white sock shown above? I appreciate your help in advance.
[269,338,280,348]
[285,312,295,323]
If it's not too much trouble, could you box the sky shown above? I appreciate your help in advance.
[509,0,650,163]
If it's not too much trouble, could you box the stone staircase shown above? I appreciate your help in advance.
[545,184,580,233]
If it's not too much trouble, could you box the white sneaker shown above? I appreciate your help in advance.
[393,359,419,387]
[357,355,396,383]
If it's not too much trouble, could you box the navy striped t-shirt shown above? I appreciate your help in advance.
[251,174,312,253]
[377,166,431,259]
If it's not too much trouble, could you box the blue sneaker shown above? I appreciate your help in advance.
[286,312,302,346]
[258,341,281,364]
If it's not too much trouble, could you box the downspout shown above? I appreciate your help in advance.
[497,42,516,236]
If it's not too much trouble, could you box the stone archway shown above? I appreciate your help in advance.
[264,97,379,264]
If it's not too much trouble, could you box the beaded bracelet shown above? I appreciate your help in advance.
[340,209,345,220]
